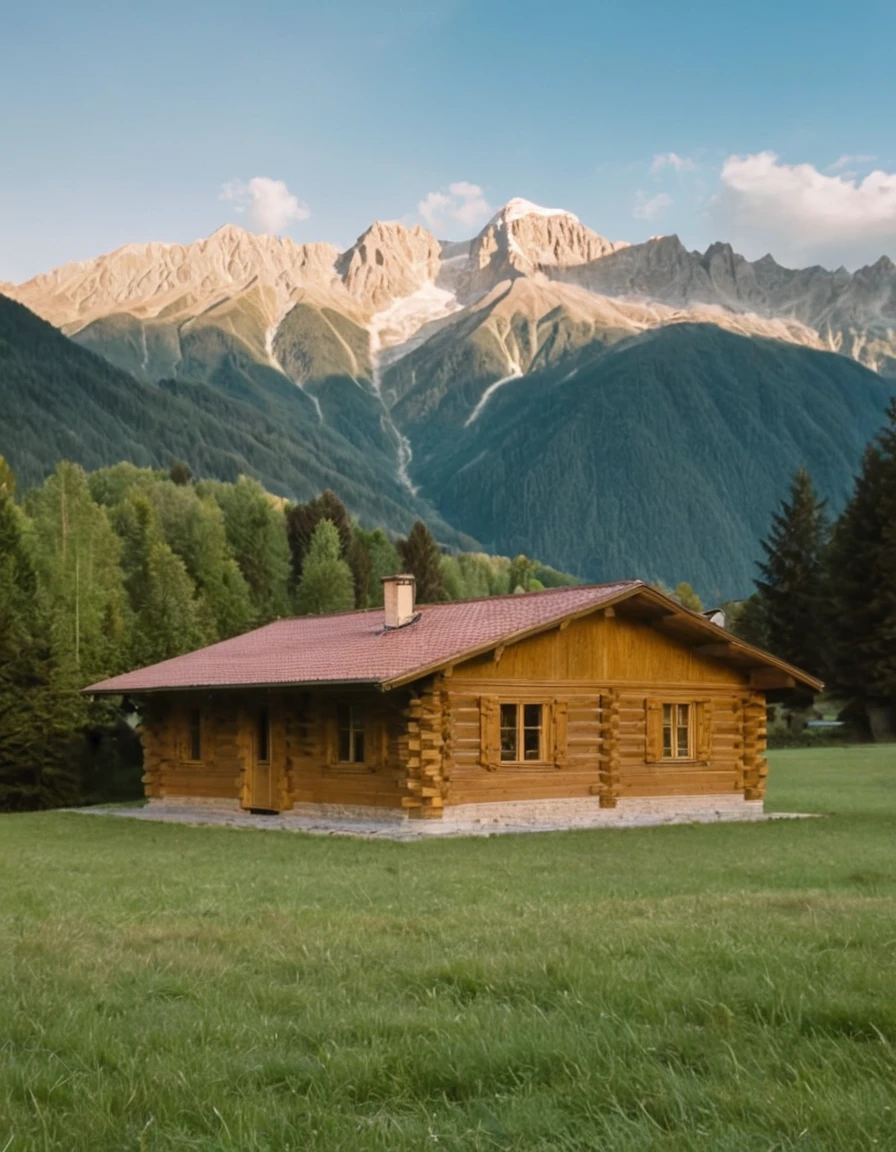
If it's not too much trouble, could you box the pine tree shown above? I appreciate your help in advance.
[200,477,291,622]
[25,461,131,681]
[287,490,354,579]
[112,491,210,665]
[397,521,446,603]
[137,543,209,664]
[295,520,356,615]
[286,489,368,606]
[169,460,194,486]
[151,480,254,638]
[0,460,82,810]
[729,593,769,650]
[829,400,896,729]
[754,466,830,695]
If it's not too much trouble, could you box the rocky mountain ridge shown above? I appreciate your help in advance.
[8,199,895,383]
[3,199,894,597]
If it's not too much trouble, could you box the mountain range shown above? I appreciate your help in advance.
[2,197,894,598]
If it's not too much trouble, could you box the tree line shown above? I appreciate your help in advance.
[0,459,575,811]
[730,399,896,738]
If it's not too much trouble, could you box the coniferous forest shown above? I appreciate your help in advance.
[729,399,896,739]
[0,459,575,811]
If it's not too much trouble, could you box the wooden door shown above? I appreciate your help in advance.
[246,704,278,811]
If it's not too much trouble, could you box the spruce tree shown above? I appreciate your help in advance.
[151,480,254,638]
[397,521,446,603]
[829,400,896,728]
[0,460,81,810]
[286,489,369,606]
[113,491,210,665]
[137,543,209,664]
[754,466,830,693]
[200,477,291,622]
[25,461,131,680]
[295,520,356,615]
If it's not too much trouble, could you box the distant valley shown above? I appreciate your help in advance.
[2,197,894,599]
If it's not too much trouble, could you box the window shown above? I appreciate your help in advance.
[337,704,365,764]
[188,708,201,762]
[257,706,270,763]
[662,703,692,759]
[499,702,543,762]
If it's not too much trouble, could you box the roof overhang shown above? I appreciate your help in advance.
[82,677,384,697]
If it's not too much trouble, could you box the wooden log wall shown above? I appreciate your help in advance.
[742,692,769,801]
[440,682,764,807]
[285,688,408,810]
[137,687,410,811]
[438,612,770,808]
[139,694,244,802]
[400,680,446,819]
[133,604,774,813]
[444,682,604,805]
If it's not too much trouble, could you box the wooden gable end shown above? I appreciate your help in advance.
[449,610,748,688]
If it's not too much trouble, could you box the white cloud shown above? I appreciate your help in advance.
[828,153,877,172]
[650,152,696,177]
[710,151,896,267]
[418,181,493,234]
[219,177,310,234]
[633,191,672,221]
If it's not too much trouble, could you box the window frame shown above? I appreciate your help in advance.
[661,702,693,761]
[498,700,548,765]
[336,702,367,766]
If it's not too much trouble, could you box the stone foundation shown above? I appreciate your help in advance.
[133,793,767,837]
[432,794,764,835]
[150,796,242,812]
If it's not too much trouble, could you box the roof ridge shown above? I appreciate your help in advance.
[258,580,644,626]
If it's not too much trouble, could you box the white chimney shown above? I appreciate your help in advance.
[382,574,417,629]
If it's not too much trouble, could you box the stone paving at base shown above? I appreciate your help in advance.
[70,803,818,841]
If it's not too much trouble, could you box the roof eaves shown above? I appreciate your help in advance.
[631,585,825,691]
[83,676,385,696]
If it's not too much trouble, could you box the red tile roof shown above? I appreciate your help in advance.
[84,582,641,694]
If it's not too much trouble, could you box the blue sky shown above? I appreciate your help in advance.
[2,0,895,280]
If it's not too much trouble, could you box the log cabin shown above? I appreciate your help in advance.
[85,577,822,833]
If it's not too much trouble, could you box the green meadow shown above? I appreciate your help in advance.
[2,746,895,1151]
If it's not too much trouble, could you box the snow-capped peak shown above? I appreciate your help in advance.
[491,197,579,225]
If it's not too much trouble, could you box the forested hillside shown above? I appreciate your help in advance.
[3,293,893,600]
[0,293,462,542]
[0,458,574,811]
[416,325,895,600]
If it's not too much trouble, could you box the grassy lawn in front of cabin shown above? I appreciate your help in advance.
[1,745,895,1151]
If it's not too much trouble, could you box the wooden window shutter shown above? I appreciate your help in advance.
[479,695,498,769]
[645,699,663,762]
[696,700,714,762]
[375,709,389,771]
[552,698,568,768]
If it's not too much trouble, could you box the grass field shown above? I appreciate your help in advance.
[2,746,895,1151]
